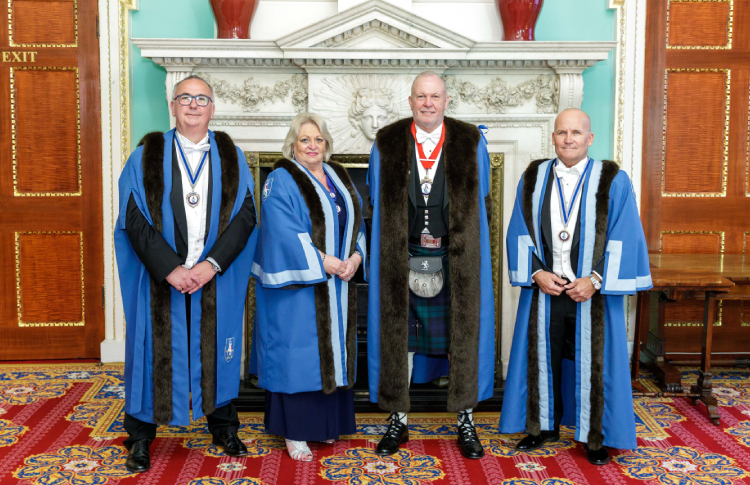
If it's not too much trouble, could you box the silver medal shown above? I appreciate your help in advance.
[186,191,200,207]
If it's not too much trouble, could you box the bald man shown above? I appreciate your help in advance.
[500,109,652,465]
[367,71,496,459]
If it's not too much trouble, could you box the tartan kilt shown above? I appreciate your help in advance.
[408,243,450,355]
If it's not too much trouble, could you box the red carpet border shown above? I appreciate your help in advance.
[1,363,750,484]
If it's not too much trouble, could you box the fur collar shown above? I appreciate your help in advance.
[374,117,483,412]
[138,130,240,423]
[273,158,360,393]
[520,158,619,448]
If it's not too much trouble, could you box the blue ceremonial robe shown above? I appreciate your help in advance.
[366,132,496,406]
[115,129,256,426]
[249,160,367,394]
[500,158,652,449]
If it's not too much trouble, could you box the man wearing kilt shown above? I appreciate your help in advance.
[366,71,496,459]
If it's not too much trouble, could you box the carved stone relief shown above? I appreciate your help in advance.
[312,19,438,49]
[445,75,559,115]
[197,73,308,113]
[311,74,413,154]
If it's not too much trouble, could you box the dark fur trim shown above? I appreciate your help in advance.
[139,131,244,422]
[519,159,620,446]
[327,161,362,389]
[139,131,174,425]
[374,117,483,412]
[197,131,240,417]
[520,159,548,436]
[273,158,336,394]
[586,160,620,450]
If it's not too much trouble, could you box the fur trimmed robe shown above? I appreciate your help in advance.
[366,117,497,413]
[249,158,367,395]
[500,157,652,450]
[115,129,256,426]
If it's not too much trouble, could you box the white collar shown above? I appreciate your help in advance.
[175,130,209,149]
[555,156,588,177]
[415,122,444,139]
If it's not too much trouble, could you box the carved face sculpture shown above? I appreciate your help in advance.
[358,105,390,140]
[349,88,398,140]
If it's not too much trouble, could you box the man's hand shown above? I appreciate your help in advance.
[533,271,568,296]
[338,253,362,281]
[322,252,346,276]
[187,261,218,294]
[564,277,596,302]
[166,266,201,293]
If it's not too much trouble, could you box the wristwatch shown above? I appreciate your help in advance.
[589,274,602,290]
[206,257,221,274]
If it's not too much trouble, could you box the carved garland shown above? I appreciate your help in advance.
[197,73,308,113]
[444,75,559,115]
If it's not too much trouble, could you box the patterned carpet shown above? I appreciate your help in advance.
[2,363,750,484]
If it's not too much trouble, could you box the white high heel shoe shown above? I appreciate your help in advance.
[285,439,313,462]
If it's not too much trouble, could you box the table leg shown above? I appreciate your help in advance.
[691,291,720,425]
[640,291,683,392]
[631,291,649,394]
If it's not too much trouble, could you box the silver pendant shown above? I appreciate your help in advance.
[559,229,571,242]
[336,204,341,214]
[186,191,200,207]
[421,181,432,196]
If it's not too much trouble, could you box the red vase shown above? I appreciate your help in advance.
[498,0,544,41]
[210,0,259,39]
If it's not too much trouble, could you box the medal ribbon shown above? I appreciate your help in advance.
[555,158,591,228]
[175,136,209,188]
[411,121,445,170]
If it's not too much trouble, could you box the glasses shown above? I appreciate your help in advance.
[174,94,212,107]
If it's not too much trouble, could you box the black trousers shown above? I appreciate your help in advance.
[123,293,240,449]
[549,291,578,431]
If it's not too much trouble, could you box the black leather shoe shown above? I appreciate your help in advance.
[584,444,610,465]
[457,411,484,459]
[125,439,151,473]
[515,430,560,451]
[376,413,409,456]
[212,431,248,457]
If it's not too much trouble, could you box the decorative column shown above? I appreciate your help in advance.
[156,58,201,129]
[549,59,596,112]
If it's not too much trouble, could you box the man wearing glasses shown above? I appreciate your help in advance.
[115,75,257,472]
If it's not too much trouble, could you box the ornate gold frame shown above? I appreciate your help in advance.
[662,69,730,197]
[666,0,733,50]
[10,67,82,197]
[7,0,78,48]
[15,231,85,327]
[243,152,505,372]
[659,230,726,254]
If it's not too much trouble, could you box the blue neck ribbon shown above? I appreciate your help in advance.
[175,136,209,187]
[555,158,591,227]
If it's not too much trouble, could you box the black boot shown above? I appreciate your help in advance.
[515,430,560,451]
[125,439,151,473]
[212,431,248,457]
[584,444,610,465]
[376,413,409,456]
[457,410,484,459]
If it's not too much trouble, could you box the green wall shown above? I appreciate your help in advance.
[130,0,615,159]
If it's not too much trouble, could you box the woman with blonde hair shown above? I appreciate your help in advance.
[250,113,367,461]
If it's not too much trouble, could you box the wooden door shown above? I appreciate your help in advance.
[0,0,103,359]
[641,0,750,361]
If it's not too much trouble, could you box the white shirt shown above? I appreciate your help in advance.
[414,123,443,204]
[550,157,588,281]
[175,131,210,269]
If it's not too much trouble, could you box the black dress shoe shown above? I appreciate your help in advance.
[584,444,610,465]
[457,411,484,459]
[125,439,151,473]
[515,430,560,451]
[376,413,409,456]
[212,431,248,457]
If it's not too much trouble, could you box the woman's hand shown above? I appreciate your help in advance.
[338,253,362,281]
[321,252,345,276]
